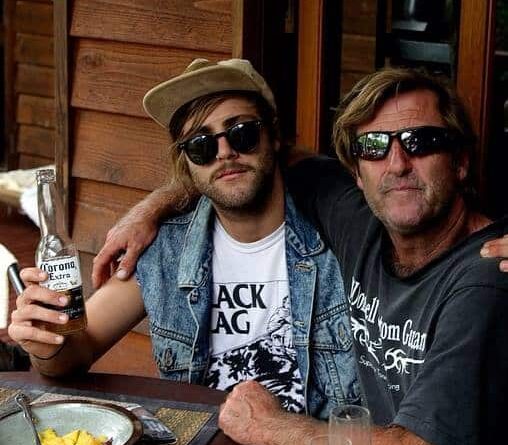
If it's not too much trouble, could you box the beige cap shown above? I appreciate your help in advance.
[143,58,276,128]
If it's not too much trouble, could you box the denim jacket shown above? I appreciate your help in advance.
[137,194,360,419]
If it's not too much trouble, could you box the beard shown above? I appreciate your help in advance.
[365,170,460,235]
[189,148,277,214]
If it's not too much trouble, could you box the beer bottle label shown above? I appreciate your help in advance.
[59,285,86,320]
[38,256,85,321]
[38,256,82,291]
[38,285,86,321]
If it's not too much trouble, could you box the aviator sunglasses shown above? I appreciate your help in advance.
[177,119,264,166]
[352,126,460,161]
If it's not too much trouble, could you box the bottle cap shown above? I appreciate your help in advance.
[36,169,56,184]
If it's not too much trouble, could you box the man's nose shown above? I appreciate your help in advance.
[216,134,239,161]
[386,138,412,175]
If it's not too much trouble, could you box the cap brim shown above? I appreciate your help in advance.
[143,65,263,128]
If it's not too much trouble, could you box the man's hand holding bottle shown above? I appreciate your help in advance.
[8,267,69,359]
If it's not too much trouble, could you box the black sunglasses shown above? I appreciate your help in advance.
[352,126,460,161]
[177,120,264,166]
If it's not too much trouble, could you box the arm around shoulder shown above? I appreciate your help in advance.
[92,181,200,288]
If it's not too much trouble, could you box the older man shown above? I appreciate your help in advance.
[92,68,508,445]
[275,68,508,445]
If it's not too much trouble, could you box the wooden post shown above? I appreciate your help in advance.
[53,0,70,226]
[296,0,325,152]
[456,0,496,197]
[231,0,263,68]
[3,0,16,170]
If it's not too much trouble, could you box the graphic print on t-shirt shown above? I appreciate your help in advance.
[206,289,304,412]
[348,276,426,393]
[205,220,305,413]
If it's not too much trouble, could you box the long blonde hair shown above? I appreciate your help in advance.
[165,91,278,209]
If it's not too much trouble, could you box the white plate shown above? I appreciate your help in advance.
[0,399,143,445]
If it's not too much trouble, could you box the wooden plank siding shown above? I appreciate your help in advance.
[8,0,56,170]
[342,0,377,34]
[15,33,54,66]
[18,153,53,169]
[72,110,167,191]
[340,0,378,97]
[16,94,55,128]
[64,0,235,296]
[15,0,53,36]
[70,0,232,53]
[341,34,377,73]
[71,39,224,117]
[18,125,55,158]
[71,178,151,257]
[15,64,54,97]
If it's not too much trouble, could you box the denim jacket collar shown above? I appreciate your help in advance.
[177,193,325,286]
[177,197,214,287]
[284,192,326,257]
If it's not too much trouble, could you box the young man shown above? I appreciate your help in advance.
[92,68,508,445]
[8,59,358,420]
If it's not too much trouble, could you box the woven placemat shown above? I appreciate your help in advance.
[0,387,18,405]
[156,407,213,445]
[0,386,214,445]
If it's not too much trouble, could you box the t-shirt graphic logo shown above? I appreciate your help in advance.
[211,283,267,335]
[349,277,426,377]
[207,293,304,412]
[384,348,424,374]
[267,295,293,349]
[350,315,382,363]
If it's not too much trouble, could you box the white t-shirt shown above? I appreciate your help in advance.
[204,219,305,413]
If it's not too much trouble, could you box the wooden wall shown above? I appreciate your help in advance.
[9,0,55,169]
[65,0,233,295]
[340,0,379,97]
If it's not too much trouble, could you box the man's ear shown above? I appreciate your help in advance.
[273,139,281,153]
[456,150,469,182]
[355,165,364,190]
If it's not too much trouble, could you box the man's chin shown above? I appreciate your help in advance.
[210,190,260,211]
[381,210,429,235]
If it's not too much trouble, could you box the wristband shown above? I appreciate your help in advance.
[32,340,66,361]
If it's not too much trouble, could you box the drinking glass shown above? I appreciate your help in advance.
[329,405,371,445]
[307,434,334,445]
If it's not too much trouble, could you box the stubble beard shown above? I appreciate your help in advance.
[190,149,277,214]
[366,171,461,236]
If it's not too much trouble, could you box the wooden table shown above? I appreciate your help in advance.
[0,371,237,445]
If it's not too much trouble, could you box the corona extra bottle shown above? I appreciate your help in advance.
[35,169,87,334]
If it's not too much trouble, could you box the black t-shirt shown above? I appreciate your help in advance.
[288,156,508,445]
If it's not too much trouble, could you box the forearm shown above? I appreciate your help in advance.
[219,380,327,445]
[258,411,326,445]
[371,425,430,445]
[125,181,199,223]
[256,415,429,445]
[92,181,201,287]
[30,331,95,378]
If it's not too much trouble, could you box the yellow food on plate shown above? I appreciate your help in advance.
[38,428,109,445]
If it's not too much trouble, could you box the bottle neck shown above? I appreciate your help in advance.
[37,180,68,240]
